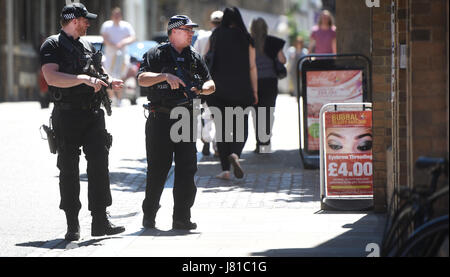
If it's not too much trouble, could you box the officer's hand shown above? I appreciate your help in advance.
[85,76,108,93]
[191,87,202,95]
[165,73,186,90]
[110,78,124,90]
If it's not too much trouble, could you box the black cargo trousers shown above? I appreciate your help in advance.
[142,110,197,222]
[52,106,112,214]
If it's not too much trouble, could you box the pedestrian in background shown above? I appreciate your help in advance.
[250,17,286,154]
[101,7,136,106]
[206,7,258,180]
[40,3,125,241]
[308,10,336,54]
[137,15,215,230]
[288,35,308,97]
[194,10,223,57]
[193,10,223,157]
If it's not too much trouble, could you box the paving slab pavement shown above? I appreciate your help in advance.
[24,95,385,257]
[87,149,385,257]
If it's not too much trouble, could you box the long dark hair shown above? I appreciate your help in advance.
[219,7,254,46]
[250,17,267,54]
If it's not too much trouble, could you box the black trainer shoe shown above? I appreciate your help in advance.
[172,220,197,230]
[91,212,125,237]
[64,225,80,241]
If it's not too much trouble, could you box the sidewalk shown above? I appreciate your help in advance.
[27,95,385,257]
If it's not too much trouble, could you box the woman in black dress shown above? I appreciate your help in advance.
[206,7,258,180]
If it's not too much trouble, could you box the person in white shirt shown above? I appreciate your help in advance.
[193,10,223,156]
[194,10,223,56]
[100,7,136,106]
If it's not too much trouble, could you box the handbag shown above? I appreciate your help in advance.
[274,58,287,80]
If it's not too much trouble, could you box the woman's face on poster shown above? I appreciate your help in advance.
[326,127,373,154]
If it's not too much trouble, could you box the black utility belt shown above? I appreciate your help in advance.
[149,104,193,114]
[54,102,100,111]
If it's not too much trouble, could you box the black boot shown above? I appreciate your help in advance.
[91,210,125,237]
[64,211,80,241]
[172,219,197,230]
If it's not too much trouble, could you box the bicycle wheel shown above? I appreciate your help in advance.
[381,205,417,256]
[396,215,449,257]
[381,187,417,248]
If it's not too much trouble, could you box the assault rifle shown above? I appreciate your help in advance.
[169,47,203,107]
[84,50,113,116]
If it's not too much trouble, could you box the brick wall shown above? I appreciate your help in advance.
[335,0,392,212]
[371,0,392,212]
[409,0,448,180]
[337,0,448,213]
[388,0,448,215]
[409,0,448,216]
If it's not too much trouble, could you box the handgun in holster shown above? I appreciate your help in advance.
[105,130,113,151]
[40,124,57,154]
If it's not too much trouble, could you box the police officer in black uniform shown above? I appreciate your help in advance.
[40,3,125,241]
[138,15,216,230]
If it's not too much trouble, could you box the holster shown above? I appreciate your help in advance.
[41,124,58,154]
[105,130,113,151]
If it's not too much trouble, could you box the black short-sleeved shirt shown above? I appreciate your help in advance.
[40,30,96,102]
[40,30,95,72]
[137,42,211,104]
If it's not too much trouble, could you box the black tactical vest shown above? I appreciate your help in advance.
[48,32,96,103]
[146,43,203,107]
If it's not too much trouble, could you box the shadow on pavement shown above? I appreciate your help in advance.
[16,237,120,250]
[199,149,304,173]
[127,228,201,237]
[80,157,147,193]
[196,149,321,203]
[80,149,320,205]
[250,214,385,257]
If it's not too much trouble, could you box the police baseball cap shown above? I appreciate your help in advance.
[61,3,97,21]
[167,15,199,31]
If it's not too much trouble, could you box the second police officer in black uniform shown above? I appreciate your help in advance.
[40,3,125,241]
[138,15,216,230]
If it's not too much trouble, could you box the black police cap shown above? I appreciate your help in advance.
[61,3,97,21]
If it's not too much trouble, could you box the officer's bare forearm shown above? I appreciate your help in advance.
[42,66,90,88]
[137,72,168,87]
[201,80,216,95]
